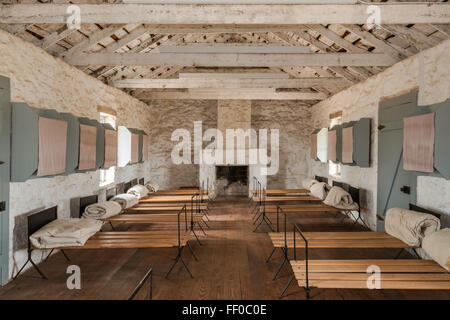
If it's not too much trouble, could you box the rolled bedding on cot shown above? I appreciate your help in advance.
[145,181,159,193]
[302,178,319,190]
[323,186,359,210]
[385,208,441,246]
[111,193,139,209]
[29,218,103,249]
[422,228,450,271]
[127,184,149,199]
[310,182,331,200]
[83,200,123,219]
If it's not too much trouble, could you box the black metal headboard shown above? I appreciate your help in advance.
[79,195,98,218]
[314,175,328,183]
[131,179,138,187]
[332,180,344,188]
[409,204,441,219]
[106,187,117,201]
[139,178,145,185]
[348,186,360,207]
[28,206,58,236]
[124,181,132,193]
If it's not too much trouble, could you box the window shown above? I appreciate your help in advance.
[99,112,116,187]
[329,114,342,178]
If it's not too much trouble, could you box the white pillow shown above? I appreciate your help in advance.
[310,182,330,200]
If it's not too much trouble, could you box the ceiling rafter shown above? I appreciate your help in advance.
[252,32,339,95]
[304,24,378,80]
[271,30,364,83]
[0,2,448,103]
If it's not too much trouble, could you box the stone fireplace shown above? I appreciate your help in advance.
[215,165,248,196]
[198,99,267,197]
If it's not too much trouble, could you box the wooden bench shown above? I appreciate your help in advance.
[268,232,413,249]
[45,230,191,249]
[255,184,364,233]
[252,195,320,203]
[267,221,417,282]
[252,196,324,232]
[139,195,200,203]
[78,195,208,243]
[282,259,450,299]
[264,204,342,214]
[14,205,198,281]
[250,189,309,195]
[128,203,208,210]
[154,189,209,196]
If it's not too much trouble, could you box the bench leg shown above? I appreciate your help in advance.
[253,214,273,233]
[253,209,262,225]
[349,211,370,230]
[251,205,260,218]
[149,271,153,300]
[279,274,295,299]
[179,250,194,279]
[61,249,71,262]
[304,286,311,300]
[412,248,420,259]
[109,221,116,231]
[394,248,404,259]
[201,219,210,230]
[272,251,288,280]
[197,222,207,236]
[44,249,54,262]
[14,250,47,280]
[191,228,202,246]
[165,247,194,279]
[266,248,277,263]
[202,219,210,229]
[186,242,198,261]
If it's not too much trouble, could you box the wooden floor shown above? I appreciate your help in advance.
[0,196,449,300]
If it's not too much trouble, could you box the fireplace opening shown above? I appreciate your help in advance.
[215,166,248,196]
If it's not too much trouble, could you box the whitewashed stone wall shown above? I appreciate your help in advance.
[0,30,154,280]
[252,100,312,188]
[146,99,217,190]
[308,39,450,230]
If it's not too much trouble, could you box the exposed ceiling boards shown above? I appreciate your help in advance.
[0,1,449,104]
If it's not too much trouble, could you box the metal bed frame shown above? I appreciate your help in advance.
[13,204,197,280]
[250,177,273,232]
[80,191,207,246]
[278,204,442,299]
[267,183,362,281]
[128,267,153,300]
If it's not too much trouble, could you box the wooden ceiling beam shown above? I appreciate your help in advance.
[111,77,348,89]
[2,4,449,24]
[66,52,396,67]
[139,90,327,100]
